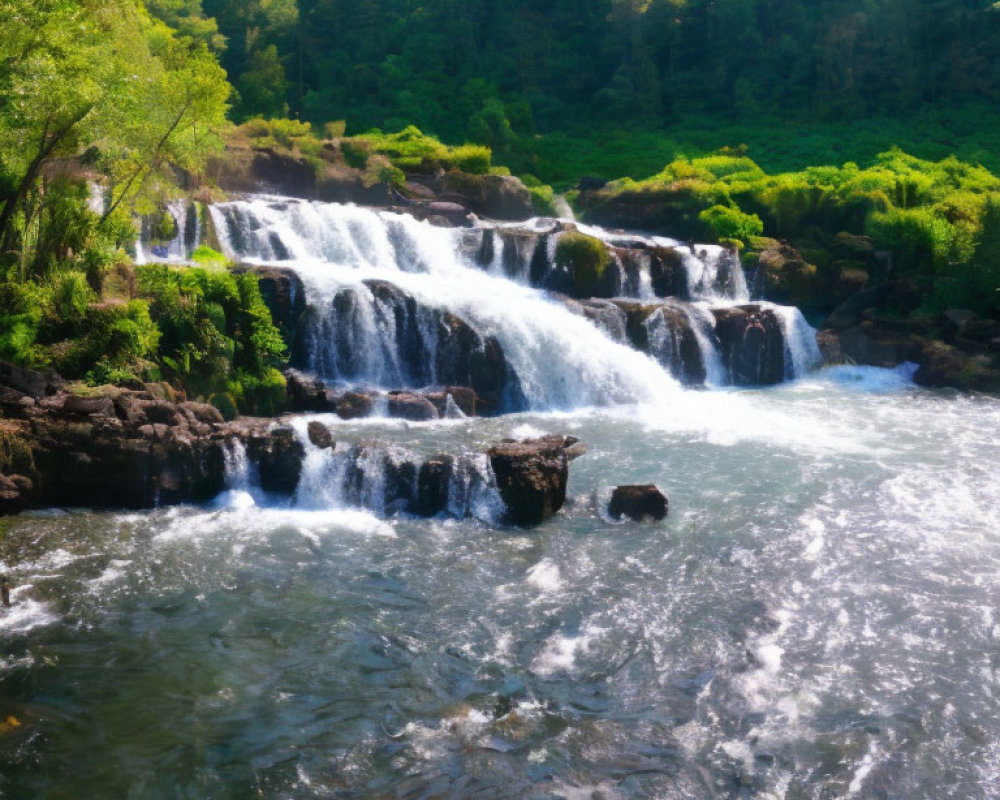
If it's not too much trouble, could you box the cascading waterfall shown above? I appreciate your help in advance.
[207,196,821,402]
[210,199,684,409]
[288,419,503,520]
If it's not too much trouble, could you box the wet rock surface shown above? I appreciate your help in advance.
[609,485,669,521]
[487,435,576,527]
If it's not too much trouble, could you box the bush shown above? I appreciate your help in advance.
[190,246,228,267]
[698,205,764,245]
[451,144,492,175]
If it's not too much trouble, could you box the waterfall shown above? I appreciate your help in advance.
[210,199,683,410]
[287,420,504,521]
[136,199,202,264]
[209,196,821,400]
[771,304,824,379]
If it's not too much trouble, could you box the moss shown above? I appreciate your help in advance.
[210,392,239,421]
[0,430,34,476]
[190,246,228,267]
[555,232,611,297]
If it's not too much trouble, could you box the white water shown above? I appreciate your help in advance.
[208,197,819,402]
[210,199,684,409]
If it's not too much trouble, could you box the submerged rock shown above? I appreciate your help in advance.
[246,426,304,494]
[487,435,573,526]
[307,421,334,449]
[388,392,440,421]
[608,485,669,522]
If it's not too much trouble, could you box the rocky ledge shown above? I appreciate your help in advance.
[0,362,579,525]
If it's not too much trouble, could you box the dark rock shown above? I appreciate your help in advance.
[425,387,478,417]
[247,427,304,494]
[180,402,225,426]
[613,301,707,385]
[824,285,888,331]
[816,329,845,365]
[0,474,33,516]
[62,393,116,417]
[0,361,65,399]
[441,172,533,221]
[415,455,455,517]
[609,485,669,521]
[285,369,331,412]
[914,341,1000,393]
[757,241,820,308]
[336,391,374,420]
[388,392,440,421]
[235,266,306,338]
[307,421,334,449]
[836,321,920,367]
[648,246,690,299]
[487,436,571,526]
[712,305,786,385]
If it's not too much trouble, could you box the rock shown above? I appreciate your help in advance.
[62,393,116,417]
[824,285,887,331]
[246,427,304,494]
[425,387,478,417]
[648,246,690,299]
[613,301,707,385]
[914,340,1000,393]
[180,402,225,426]
[757,241,820,308]
[285,369,332,412]
[608,485,668,521]
[388,392,440,421]
[836,321,920,367]
[0,361,65,398]
[487,436,571,526]
[307,421,334,449]
[336,391,374,420]
[441,172,533,220]
[236,266,306,338]
[415,455,454,517]
[711,305,785,385]
[816,329,845,365]
[0,475,33,516]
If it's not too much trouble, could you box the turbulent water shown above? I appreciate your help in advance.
[2,200,998,797]
[3,369,1000,798]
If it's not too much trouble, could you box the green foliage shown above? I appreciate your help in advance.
[345,127,493,175]
[555,232,611,297]
[237,117,320,156]
[190,246,228,266]
[698,206,764,246]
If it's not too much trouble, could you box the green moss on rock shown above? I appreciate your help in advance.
[555,232,611,298]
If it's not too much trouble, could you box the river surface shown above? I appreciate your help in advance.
[2,366,1000,799]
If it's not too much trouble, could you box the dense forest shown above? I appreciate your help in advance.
[188,0,1000,177]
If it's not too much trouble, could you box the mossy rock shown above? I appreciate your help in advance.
[0,430,34,476]
[555,232,611,298]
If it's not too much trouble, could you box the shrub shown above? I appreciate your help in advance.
[698,205,764,245]
[451,144,492,174]
[190,246,228,267]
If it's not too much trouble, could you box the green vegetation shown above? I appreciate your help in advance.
[555,233,612,298]
[588,149,1000,316]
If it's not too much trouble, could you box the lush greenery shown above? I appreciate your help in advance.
[590,148,1000,316]
[149,1,1000,180]
[0,1,285,415]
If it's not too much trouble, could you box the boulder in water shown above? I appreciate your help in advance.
[307,421,334,449]
[441,172,532,220]
[388,392,440,421]
[336,391,375,420]
[608,485,668,522]
[285,369,332,412]
[415,455,455,517]
[487,435,572,526]
[246,427,304,494]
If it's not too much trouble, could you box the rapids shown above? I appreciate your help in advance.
[2,370,1000,798]
[2,199,997,798]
